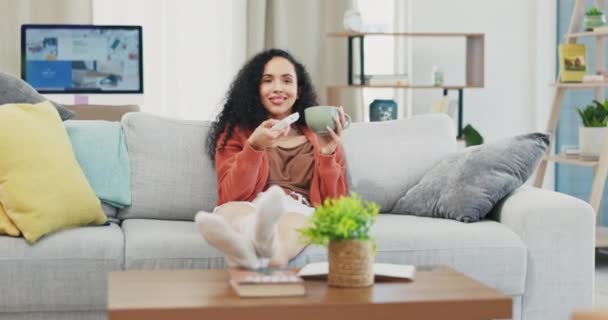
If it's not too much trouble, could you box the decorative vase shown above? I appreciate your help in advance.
[579,127,607,160]
[369,99,397,122]
[584,14,606,31]
[328,239,374,288]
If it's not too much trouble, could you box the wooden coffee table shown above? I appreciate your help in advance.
[107,265,511,320]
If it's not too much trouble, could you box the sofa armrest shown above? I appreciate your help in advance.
[491,186,594,320]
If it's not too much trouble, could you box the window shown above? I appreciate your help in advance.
[357,0,397,119]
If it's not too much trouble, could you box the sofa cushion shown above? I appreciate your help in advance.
[0,102,106,243]
[294,214,526,296]
[0,223,124,312]
[120,113,217,221]
[392,133,550,222]
[341,114,457,211]
[0,71,74,121]
[122,219,225,270]
[65,120,132,209]
[375,214,526,295]
[123,215,525,296]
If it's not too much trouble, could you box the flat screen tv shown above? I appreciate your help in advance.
[21,24,143,94]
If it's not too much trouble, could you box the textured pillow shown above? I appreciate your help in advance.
[0,101,106,243]
[391,133,550,222]
[0,71,74,121]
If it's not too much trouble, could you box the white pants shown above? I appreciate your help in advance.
[213,190,315,216]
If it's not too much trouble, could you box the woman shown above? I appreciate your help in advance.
[196,49,348,269]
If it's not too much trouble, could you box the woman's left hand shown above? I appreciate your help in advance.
[317,106,347,155]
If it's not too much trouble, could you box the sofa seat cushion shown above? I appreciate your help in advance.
[294,214,527,296]
[122,219,226,270]
[122,216,526,296]
[374,214,526,296]
[0,223,124,312]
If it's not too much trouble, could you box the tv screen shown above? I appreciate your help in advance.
[21,24,143,94]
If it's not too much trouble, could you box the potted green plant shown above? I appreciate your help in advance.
[577,99,608,159]
[584,6,606,31]
[299,194,379,288]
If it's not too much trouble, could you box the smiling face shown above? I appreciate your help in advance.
[259,57,298,120]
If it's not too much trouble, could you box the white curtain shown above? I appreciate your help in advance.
[247,0,362,119]
[0,0,92,77]
[92,0,358,120]
[93,0,247,120]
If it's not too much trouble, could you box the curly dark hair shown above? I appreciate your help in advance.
[206,48,318,162]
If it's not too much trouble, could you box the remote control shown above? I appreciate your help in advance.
[271,112,300,131]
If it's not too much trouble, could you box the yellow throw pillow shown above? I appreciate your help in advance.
[0,205,20,237]
[0,101,106,243]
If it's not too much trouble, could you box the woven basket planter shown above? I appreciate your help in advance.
[328,239,374,288]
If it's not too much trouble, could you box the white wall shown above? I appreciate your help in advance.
[400,0,554,143]
[51,0,247,120]
[45,0,555,138]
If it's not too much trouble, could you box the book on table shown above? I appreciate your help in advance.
[228,268,306,298]
[297,262,416,281]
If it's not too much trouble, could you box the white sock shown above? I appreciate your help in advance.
[253,185,286,258]
[195,211,259,269]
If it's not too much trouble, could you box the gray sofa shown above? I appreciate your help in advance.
[0,112,594,320]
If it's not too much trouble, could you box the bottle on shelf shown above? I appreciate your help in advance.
[432,66,444,87]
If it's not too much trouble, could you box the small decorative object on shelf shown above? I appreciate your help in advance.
[558,43,587,82]
[298,194,379,288]
[561,145,581,159]
[583,6,606,31]
[432,66,444,86]
[577,99,608,160]
[582,74,605,83]
[369,99,397,122]
[343,9,363,32]
[367,74,409,86]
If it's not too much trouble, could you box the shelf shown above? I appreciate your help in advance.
[328,84,483,89]
[566,30,608,38]
[327,32,484,37]
[597,226,608,248]
[552,82,608,89]
[327,31,484,141]
[546,154,598,167]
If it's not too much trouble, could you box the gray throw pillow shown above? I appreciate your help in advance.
[0,72,74,121]
[391,133,550,222]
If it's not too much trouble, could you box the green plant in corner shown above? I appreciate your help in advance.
[577,99,608,127]
[298,193,379,247]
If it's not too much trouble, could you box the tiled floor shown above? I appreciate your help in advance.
[596,251,608,306]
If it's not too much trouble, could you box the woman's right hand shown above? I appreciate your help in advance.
[247,119,290,151]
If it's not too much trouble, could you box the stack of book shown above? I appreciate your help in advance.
[562,146,581,159]
[228,268,305,298]
[228,263,416,298]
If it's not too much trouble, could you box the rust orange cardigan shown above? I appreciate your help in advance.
[215,125,348,206]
